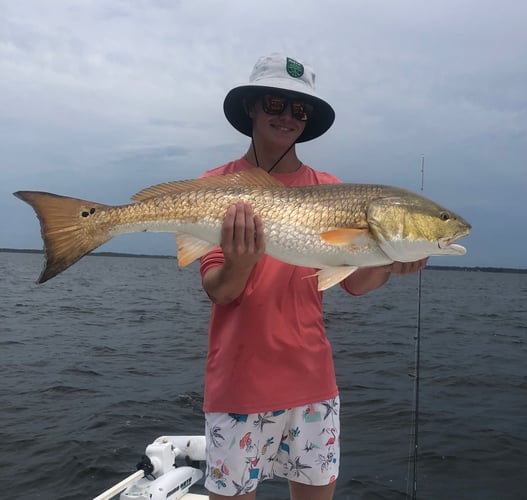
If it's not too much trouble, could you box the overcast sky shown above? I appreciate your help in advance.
[1,0,525,269]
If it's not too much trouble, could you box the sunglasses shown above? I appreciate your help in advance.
[261,94,314,121]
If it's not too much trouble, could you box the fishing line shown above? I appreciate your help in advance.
[407,156,425,500]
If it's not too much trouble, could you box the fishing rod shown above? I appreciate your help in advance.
[407,155,425,499]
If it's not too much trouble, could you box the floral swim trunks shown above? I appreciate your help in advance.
[205,396,340,496]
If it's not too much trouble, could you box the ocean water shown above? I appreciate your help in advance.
[1,251,525,500]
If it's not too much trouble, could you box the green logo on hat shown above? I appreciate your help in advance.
[286,57,304,78]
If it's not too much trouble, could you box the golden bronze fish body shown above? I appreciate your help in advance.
[14,168,471,289]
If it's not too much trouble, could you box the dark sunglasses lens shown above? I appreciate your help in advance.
[291,101,313,121]
[262,94,313,121]
[262,95,287,115]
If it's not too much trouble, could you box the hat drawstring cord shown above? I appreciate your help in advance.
[251,136,296,174]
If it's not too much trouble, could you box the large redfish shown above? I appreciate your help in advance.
[14,168,471,289]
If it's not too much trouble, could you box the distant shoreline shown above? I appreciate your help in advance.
[0,247,174,260]
[2,248,525,274]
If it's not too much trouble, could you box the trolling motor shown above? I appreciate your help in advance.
[93,435,207,500]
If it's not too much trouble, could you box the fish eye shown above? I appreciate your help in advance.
[439,211,450,221]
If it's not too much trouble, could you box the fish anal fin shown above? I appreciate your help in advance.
[176,233,217,267]
[315,267,359,291]
[132,168,284,201]
[320,228,370,247]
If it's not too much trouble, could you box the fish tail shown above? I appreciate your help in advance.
[14,191,113,283]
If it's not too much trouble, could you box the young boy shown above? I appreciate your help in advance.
[199,53,427,500]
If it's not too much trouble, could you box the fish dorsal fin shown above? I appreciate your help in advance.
[320,228,370,247]
[132,168,284,202]
[176,233,218,267]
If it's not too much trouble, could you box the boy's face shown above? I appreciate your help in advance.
[249,95,306,148]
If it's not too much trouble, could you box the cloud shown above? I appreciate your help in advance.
[1,0,526,268]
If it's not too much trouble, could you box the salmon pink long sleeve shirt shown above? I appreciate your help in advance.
[200,158,342,414]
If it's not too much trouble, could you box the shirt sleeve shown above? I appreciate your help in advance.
[340,275,362,295]
[200,247,224,280]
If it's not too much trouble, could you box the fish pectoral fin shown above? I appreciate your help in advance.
[315,267,359,291]
[176,233,218,267]
[320,228,370,247]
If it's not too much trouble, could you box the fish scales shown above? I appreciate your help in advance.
[110,184,363,233]
[130,184,368,248]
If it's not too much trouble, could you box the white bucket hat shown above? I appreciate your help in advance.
[223,53,335,143]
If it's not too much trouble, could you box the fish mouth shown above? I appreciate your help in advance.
[438,228,471,254]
